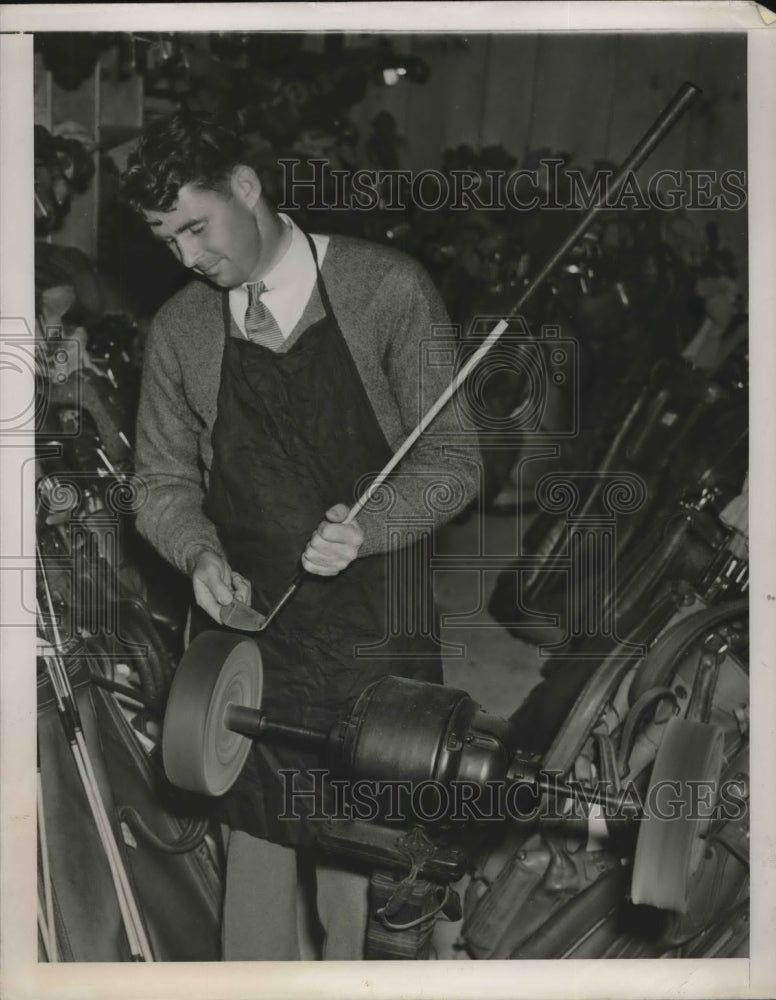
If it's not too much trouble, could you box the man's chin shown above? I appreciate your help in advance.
[198,268,236,288]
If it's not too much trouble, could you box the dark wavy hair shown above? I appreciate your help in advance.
[122,109,252,213]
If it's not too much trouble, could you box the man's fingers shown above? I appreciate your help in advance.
[303,538,351,567]
[298,507,365,578]
[301,552,341,576]
[209,576,234,605]
[192,578,226,623]
[325,503,351,523]
[306,535,359,566]
[317,520,364,545]
[231,571,252,605]
[192,550,236,618]
[309,531,356,555]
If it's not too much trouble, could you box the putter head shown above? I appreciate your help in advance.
[219,599,268,632]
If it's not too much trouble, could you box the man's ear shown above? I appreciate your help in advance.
[231,165,262,210]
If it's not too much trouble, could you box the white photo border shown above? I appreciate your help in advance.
[1,4,774,998]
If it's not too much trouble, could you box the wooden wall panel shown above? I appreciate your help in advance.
[438,35,491,154]
[478,33,540,158]
[404,36,489,170]
[526,34,620,167]
[354,32,746,177]
[402,37,454,171]
[604,33,701,178]
[683,33,748,267]
[683,33,747,173]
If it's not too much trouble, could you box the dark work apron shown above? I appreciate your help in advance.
[193,234,442,847]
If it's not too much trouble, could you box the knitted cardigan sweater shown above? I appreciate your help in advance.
[134,234,480,576]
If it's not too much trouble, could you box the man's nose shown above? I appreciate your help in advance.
[178,236,204,269]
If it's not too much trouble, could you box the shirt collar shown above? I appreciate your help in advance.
[247,213,312,294]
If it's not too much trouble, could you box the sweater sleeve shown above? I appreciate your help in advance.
[356,257,480,556]
[134,312,223,575]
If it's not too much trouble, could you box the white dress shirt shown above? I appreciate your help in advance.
[229,214,329,340]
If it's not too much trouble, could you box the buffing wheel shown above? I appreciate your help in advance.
[162,631,263,796]
[631,716,724,912]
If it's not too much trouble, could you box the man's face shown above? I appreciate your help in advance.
[143,177,265,288]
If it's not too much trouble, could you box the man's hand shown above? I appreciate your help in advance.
[302,503,363,577]
[191,548,251,623]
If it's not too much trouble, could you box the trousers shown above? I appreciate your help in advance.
[221,828,370,960]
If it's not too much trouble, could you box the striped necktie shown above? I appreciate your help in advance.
[244,280,284,350]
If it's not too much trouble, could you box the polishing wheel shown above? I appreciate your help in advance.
[162,631,263,796]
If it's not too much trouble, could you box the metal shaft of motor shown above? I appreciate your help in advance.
[247,82,702,632]
[224,704,329,747]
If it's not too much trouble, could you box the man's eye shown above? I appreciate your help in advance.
[190,224,206,235]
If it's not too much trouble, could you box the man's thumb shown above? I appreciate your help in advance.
[325,503,350,523]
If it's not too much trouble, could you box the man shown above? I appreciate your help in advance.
[123,109,478,960]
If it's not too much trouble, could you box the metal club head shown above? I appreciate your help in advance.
[219,576,303,633]
[219,599,268,632]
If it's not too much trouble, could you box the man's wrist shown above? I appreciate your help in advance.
[185,543,221,575]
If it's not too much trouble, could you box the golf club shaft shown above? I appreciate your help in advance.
[37,768,57,961]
